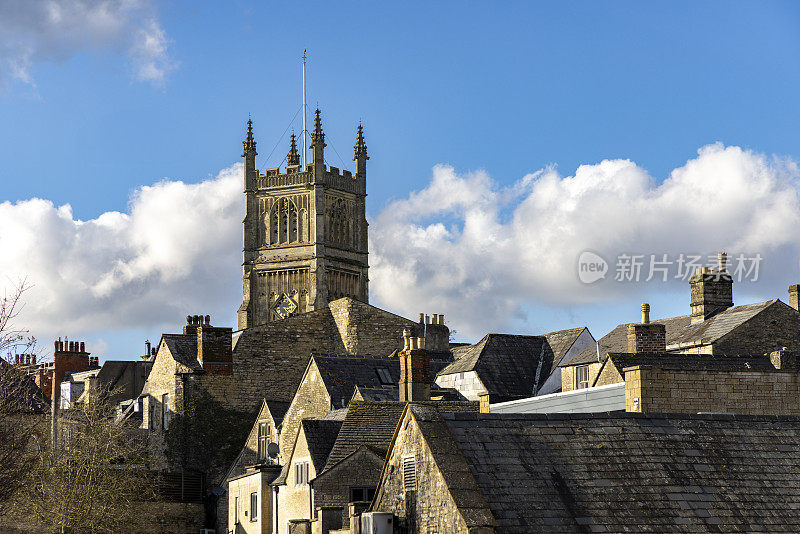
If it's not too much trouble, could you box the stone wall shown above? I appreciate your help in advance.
[279,361,331,459]
[312,448,384,528]
[594,361,623,387]
[277,426,316,534]
[229,468,279,534]
[625,366,800,414]
[561,362,602,392]
[372,413,477,534]
[435,370,486,401]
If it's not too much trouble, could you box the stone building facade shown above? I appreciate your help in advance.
[238,112,370,330]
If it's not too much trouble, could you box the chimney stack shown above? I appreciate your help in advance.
[689,252,733,323]
[399,328,430,402]
[194,315,233,375]
[627,303,666,353]
[788,260,800,311]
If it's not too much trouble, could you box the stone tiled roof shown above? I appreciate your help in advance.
[544,327,588,371]
[314,355,450,409]
[273,419,342,485]
[322,401,407,473]
[161,334,202,371]
[352,386,400,402]
[564,300,782,367]
[411,406,800,532]
[439,333,581,398]
[265,400,290,429]
[606,352,779,372]
[667,300,777,349]
[303,419,343,473]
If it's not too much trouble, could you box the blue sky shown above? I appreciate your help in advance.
[2,1,800,359]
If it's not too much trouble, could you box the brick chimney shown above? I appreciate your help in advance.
[689,252,733,323]
[187,315,233,375]
[627,303,666,353]
[399,328,430,402]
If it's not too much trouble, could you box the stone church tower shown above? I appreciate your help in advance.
[237,109,369,329]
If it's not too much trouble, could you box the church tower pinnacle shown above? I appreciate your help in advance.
[287,133,300,167]
[353,122,368,177]
[237,110,370,330]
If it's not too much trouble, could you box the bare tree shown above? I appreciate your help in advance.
[18,386,155,533]
[0,280,46,515]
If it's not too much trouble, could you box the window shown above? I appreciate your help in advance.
[258,422,271,461]
[294,461,309,486]
[576,365,590,389]
[375,367,393,385]
[161,393,170,429]
[234,496,239,524]
[349,487,376,502]
[250,492,258,521]
[402,455,416,492]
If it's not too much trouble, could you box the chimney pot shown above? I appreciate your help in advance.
[205,315,210,325]
[641,303,650,324]
[718,252,727,272]
[439,314,445,325]
[418,313,424,324]
[80,341,85,352]
[186,315,191,324]
[54,340,59,351]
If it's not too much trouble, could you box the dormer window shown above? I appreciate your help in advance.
[376,367,393,385]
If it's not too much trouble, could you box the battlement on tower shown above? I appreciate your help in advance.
[255,163,365,194]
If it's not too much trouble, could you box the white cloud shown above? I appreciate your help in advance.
[0,0,175,90]
[2,143,799,352]
[370,143,800,338]
[0,164,242,343]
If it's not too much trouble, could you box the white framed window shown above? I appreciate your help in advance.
[250,492,258,521]
[576,365,590,389]
[402,455,416,492]
[294,461,309,486]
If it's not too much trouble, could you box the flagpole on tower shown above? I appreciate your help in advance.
[302,49,307,168]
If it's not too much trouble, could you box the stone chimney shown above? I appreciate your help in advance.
[689,252,733,323]
[399,328,430,402]
[190,315,233,375]
[415,311,450,355]
[788,261,800,311]
[627,303,666,353]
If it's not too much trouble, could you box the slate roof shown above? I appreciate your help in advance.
[564,300,783,367]
[352,386,400,402]
[605,352,780,372]
[322,401,407,472]
[408,406,800,533]
[273,419,342,485]
[438,331,585,398]
[314,355,450,409]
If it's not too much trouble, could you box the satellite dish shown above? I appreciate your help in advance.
[267,442,280,459]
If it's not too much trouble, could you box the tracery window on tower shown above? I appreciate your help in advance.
[328,197,352,247]
[266,197,303,245]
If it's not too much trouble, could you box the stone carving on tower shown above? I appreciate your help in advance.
[238,110,370,329]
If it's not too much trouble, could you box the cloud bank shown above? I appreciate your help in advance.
[369,144,800,336]
[0,0,175,89]
[0,165,242,344]
[2,143,800,351]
